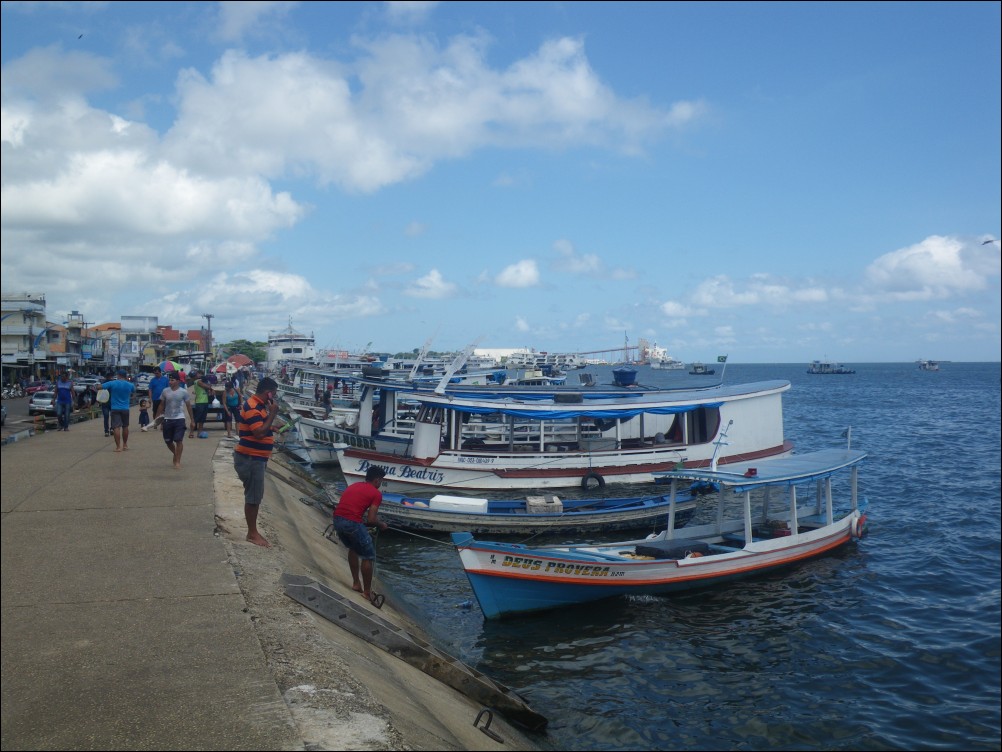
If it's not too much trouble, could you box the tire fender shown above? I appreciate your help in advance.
[581,471,606,491]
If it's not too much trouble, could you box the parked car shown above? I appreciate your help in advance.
[24,380,51,395]
[134,373,153,393]
[27,391,57,417]
[73,377,102,394]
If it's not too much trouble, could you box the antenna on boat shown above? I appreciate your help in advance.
[435,337,482,395]
[710,419,733,472]
[408,335,436,381]
[841,426,852,449]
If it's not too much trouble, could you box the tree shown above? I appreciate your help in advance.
[222,339,267,364]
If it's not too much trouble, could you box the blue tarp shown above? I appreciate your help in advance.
[445,402,723,420]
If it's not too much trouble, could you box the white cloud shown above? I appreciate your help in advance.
[215,1,299,44]
[495,259,539,288]
[405,269,457,299]
[551,238,600,274]
[864,235,999,300]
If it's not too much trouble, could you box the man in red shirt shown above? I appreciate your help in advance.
[332,466,388,602]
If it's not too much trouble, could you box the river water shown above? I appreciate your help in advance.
[313,362,1001,751]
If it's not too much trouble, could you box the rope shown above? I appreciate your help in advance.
[385,525,457,546]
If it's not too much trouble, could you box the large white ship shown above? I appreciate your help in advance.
[266,322,316,368]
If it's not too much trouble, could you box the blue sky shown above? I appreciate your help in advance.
[1,1,999,362]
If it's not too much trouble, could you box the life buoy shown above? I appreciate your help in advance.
[851,514,867,540]
[581,471,605,490]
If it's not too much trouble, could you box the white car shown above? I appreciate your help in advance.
[73,377,102,394]
[135,373,153,393]
[27,391,57,417]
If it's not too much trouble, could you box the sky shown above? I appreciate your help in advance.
[1,1,1000,363]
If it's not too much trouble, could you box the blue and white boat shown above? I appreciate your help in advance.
[335,373,793,492]
[370,490,698,536]
[451,448,869,619]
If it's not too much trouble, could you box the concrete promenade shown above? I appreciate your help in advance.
[1,414,302,750]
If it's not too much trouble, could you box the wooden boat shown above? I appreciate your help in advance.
[917,360,941,371]
[688,362,715,376]
[368,490,698,536]
[451,448,868,619]
[335,374,793,492]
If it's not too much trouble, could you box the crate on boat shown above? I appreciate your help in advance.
[429,495,489,514]
[525,495,563,514]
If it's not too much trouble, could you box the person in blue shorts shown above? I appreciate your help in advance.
[332,466,389,602]
[101,369,136,452]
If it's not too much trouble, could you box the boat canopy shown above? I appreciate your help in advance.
[653,448,866,493]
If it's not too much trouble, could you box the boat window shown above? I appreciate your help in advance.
[685,407,721,445]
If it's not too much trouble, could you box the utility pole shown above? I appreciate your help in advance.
[202,313,214,361]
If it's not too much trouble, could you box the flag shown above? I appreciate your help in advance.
[841,428,850,438]
[717,355,728,363]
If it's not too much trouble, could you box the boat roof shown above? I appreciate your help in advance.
[653,448,866,492]
[355,375,788,403]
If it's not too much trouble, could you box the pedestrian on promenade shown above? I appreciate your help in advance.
[189,370,212,438]
[159,372,194,468]
[233,377,281,547]
[148,367,169,419]
[138,397,151,430]
[332,466,388,603]
[322,385,332,419]
[223,380,240,438]
[53,371,74,431]
[101,369,136,452]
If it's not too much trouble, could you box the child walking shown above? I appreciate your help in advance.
[138,397,151,431]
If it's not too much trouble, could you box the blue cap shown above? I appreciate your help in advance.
[116,369,127,376]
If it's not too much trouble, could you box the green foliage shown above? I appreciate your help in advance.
[221,339,267,364]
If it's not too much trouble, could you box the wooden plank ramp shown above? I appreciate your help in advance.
[281,573,548,732]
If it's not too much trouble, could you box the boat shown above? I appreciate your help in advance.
[334,373,793,492]
[688,362,715,376]
[807,360,856,375]
[365,490,698,536]
[917,360,940,372]
[266,321,317,369]
[451,447,869,619]
[645,341,685,370]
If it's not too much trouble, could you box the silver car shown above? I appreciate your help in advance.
[27,391,57,417]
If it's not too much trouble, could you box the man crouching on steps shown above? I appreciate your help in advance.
[332,466,389,602]
[233,377,281,547]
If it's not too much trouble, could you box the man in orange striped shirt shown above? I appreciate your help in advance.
[233,377,281,547]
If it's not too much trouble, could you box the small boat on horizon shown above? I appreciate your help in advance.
[807,360,856,375]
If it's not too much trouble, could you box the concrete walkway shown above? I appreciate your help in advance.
[1,415,302,750]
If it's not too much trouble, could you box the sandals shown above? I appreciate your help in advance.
[368,592,385,609]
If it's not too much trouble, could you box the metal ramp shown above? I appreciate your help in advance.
[281,573,547,732]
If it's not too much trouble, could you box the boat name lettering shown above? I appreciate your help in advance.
[357,459,446,485]
[542,561,613,577]
[499,556,612,577]
[312,427,375,450]
[501,555,543,571]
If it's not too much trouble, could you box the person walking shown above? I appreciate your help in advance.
[188,370,212,438]
[332,466,389,603]
[233,377,281,547]
[53,371,74,431]
[101,369,136,452]
[223,380,240,438]
[137,396,151,430]
[148,367,169,419]
[159,372,194,469]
